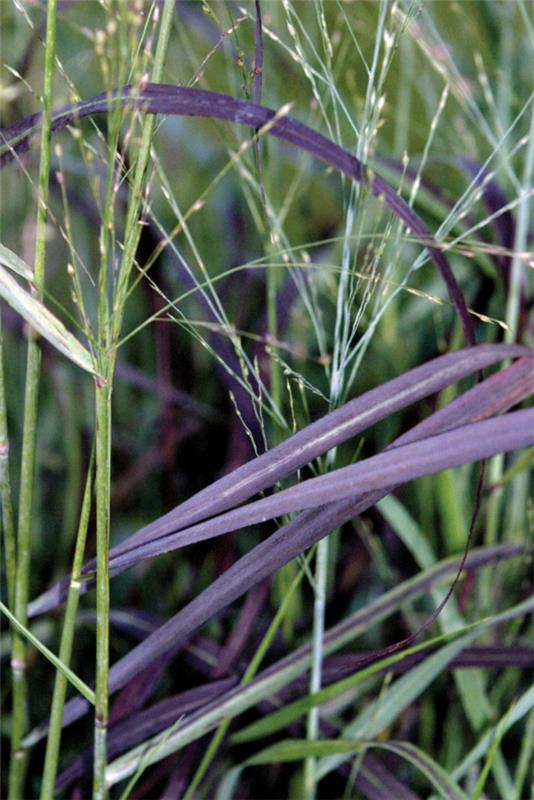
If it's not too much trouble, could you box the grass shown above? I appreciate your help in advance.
[0,1,533,798]
[6,1,57,796]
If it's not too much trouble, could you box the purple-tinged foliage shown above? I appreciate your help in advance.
[320,646,534,684]
[55,679,236,792]
[29,344,533,617]
[44,549,531,789]
[343,752,420,800]
[98,548,532,790]
[26,342,533,737]
[104,406,534,554]
[54,640,534,789]
[2,7,532,798]
[0,82,476,343]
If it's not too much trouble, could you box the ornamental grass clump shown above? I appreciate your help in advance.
[0,2,533,799]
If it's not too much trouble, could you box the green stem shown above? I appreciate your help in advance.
[93,380,112,800]
[40,455,94,800]
[8,1,57,796]
[0,602,94,705]
[304,535,328,799]
[0,312,16,611]
[8,343,39,799]
[92,4,176,796]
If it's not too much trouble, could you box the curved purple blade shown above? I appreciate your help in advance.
[0,83,475,343]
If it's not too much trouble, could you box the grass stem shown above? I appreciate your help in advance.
[92,4,175,794]
[0,312,16,611]
[40,455,94,800]
[304,535,328,799]
[93,378,112,800]
[8,1,57,795]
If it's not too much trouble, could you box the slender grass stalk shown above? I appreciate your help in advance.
[92,3,175,796]
[0,313,16,611]
[91,31,128,796]
[304,2,390,789]
[0,602,94,705]
[304,534,328,799]
[93,377,112,800]
[8,2,57,796]
[40,453,94,800]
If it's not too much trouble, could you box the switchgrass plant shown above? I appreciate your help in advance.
[0,2,533,798]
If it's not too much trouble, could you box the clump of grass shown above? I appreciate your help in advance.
[1,2,533,799]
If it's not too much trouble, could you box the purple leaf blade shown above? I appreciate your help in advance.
[108,344,529,559]
[30,356,533,735]
[1,82,475,342]
[55,678,236,792]
[106,405,534,574]
[28,345,533,617]
[23,543,528,749]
